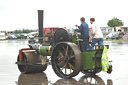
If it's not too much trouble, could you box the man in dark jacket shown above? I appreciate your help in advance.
[76,17,89,51]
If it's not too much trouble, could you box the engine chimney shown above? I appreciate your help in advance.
[38,10,44,43]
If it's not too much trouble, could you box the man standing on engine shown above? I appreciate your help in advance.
[89,18,103,50]
[75,17,89,51]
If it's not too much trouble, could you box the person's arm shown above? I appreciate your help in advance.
[76,24,83,33]
[91,33,95,39]
[89,24,96,41]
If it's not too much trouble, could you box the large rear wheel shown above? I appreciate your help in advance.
[51,42,82,78]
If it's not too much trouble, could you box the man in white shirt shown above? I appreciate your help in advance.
[89,18,103,50]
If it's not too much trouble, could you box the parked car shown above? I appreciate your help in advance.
[6,35,17,39]
[20,33,28,39]
[27,32,38,39]
[14,33,28,39]
[118,32,124,39]
[14,34,22,39]
[106,32,124,39]
[27,34,34,39]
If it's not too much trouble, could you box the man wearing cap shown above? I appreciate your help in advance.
[75,17,89,51]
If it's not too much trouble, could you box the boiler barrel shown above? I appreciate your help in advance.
[38,45,51,56]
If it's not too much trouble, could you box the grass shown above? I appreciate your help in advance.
[104,39,128,42]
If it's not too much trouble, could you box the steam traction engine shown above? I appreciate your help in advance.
[16,10,112,78]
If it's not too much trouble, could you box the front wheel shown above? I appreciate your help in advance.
[17,50,47,73]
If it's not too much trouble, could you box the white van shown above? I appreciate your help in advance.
[106,32,124,39]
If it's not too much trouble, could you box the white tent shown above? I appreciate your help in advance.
[0,33,5,39]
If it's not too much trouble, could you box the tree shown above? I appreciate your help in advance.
[14,28,37,33]
[107,17,123,27]
[14,29,22,33]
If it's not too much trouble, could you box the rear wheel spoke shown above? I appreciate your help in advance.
[65,64,67,74]
[66,46,68,56]
[58,50,64,60]
[61,64,66,71]
[68,63,74,70]
[70,50,73,55]
[70,55,75,58]
[62,46,66,54]
[57,61,64,66]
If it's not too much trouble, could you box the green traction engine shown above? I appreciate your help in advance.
[16,10,112,78]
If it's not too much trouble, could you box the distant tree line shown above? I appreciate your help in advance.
[0,28,38,34]
[14,28,37,33]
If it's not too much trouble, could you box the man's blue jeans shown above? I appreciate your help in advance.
[91,38,103,50]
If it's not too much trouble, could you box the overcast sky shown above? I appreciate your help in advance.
[0,0,128,31]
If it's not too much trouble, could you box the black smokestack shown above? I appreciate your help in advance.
[38,10,44,43]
